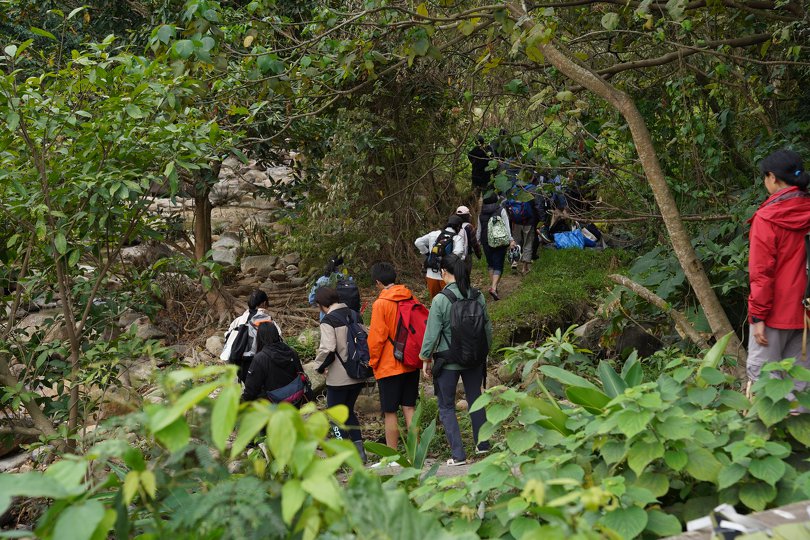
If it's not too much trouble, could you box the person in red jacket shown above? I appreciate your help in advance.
[748,149,810,398]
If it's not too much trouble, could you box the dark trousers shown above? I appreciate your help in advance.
[433,366,490,461]
[326,383,364,442]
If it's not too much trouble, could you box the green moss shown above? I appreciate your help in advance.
[484,248,630,352]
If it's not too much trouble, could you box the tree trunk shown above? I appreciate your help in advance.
[193,187,212,261]
[505,5,747,375]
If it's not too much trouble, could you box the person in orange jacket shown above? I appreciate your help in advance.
[367,262,421,451]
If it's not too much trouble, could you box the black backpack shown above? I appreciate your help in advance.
[440,288,489,368]
[336,277,361,313]
[322,309,373,380]
[424,230,455,273]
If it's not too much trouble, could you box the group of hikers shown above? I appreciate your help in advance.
[220,254,491,467]
[216,140,810,467]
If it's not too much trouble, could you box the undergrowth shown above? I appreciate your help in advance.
[484,248,631,352]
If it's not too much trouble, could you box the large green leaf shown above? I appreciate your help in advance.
[700,332,733,370]
[635,472,669,498]
[53,500,106,540]
[413,419,436,468]
[748,456,786,485]
[685,447,721,483]
[520,396,570,435]
[787,414,810,445]
[615,408,653,439]
[601,506,648,539]
[210,384,239,453]
[565,386,611,414]
[540,365,599,391]
[598,361,627,398]
[718,463,747,489]
[506,429,539,454]
[664,449,688,471]
[0,473,71,514]
[739,482,777,511]
[645,509,682,537]
[627,439,664,476]
[753,396,791,427]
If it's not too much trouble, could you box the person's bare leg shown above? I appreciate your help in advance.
[384,412,399,449]
[402,406,415,429]
[492,273,501,292]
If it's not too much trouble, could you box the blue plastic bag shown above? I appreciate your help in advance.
[554,229,585,250]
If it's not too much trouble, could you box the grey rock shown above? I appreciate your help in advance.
[120,243,172,269]
[285,265,299,276]
[290,277,309,287]
[303,363,326,394]
[496,362,520,385]
[131,317,167,340]
[269,270,288,282]
[212,248,238,267]
[124,357,156,388]
[456,399,468,411]
[241,255,279,277]
[355,394,380,415]
[206,335,225,358]
[118,310,143,329]
[282,252,301,266]
[16,309,64,343]
[212,234,242,250]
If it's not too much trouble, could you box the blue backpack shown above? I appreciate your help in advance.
[506,186,537,225]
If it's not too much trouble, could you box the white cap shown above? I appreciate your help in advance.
[456,205,470,215]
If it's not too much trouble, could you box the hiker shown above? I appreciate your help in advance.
[477,193,515,301]
[220,289,281,383]
[415,215,466,299]
[505,178,537,275]
[313,287,368,462]
[308,256,361,320]
[367,262,422,452]
[456,206,482,276]
[242,321,306,405]
[748,149,810,403]
[468,136,493,200]
[419,254,492,466]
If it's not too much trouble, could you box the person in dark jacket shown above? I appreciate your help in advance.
[468,135,493,198]
[477,193,515,300]
[748,149,810,404]
[456,205,482,277]
[242,321,303,403]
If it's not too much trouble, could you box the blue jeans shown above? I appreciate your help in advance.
[433,365,489,461]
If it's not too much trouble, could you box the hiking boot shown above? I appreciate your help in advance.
[446,458,467,466]
[353,440,368,464]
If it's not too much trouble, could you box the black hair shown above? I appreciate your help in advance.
[323,255,344,277]
[458,213,471,224]
[440,254,470,298]
[476,135,485,145]
[760,149,809,191]
[314,287,340,308]
[371,262,397,286]
[247,289,269,313]
[482,192,498,205]
[446,215,464,232]
[255,321,280,352]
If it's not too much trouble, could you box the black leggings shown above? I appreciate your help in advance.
[326,383,364,442]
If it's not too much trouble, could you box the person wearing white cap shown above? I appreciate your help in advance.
[455,206,481,277]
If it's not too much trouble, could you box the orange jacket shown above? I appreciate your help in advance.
[368,284,418,379]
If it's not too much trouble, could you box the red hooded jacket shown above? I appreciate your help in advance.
[748,186,810,329]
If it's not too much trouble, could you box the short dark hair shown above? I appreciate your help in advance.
[371,262,397,286]
[247,289,269,311]
[760,149,808,190]
[446,215,464,232]
[314,287,340,308]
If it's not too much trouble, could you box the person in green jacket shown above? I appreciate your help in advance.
[419,254,492,466]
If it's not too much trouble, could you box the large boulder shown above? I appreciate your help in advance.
[241,255,279,277]
[120,243,172,269]
[206,334,225,358]
[212,233,242,267]
[16,309,65,343]
[355,394,380,415]
[282,252,301,266]
[303,363,326,394]
[130,317,167,340]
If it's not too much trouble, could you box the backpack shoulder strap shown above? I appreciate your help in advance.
[804,232,810,309]
[440,289,458,303]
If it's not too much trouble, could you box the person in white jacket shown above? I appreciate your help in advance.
[415,215,466,299]
[220,289,281,382]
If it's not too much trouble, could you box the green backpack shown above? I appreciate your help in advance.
[487,215,510,247]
